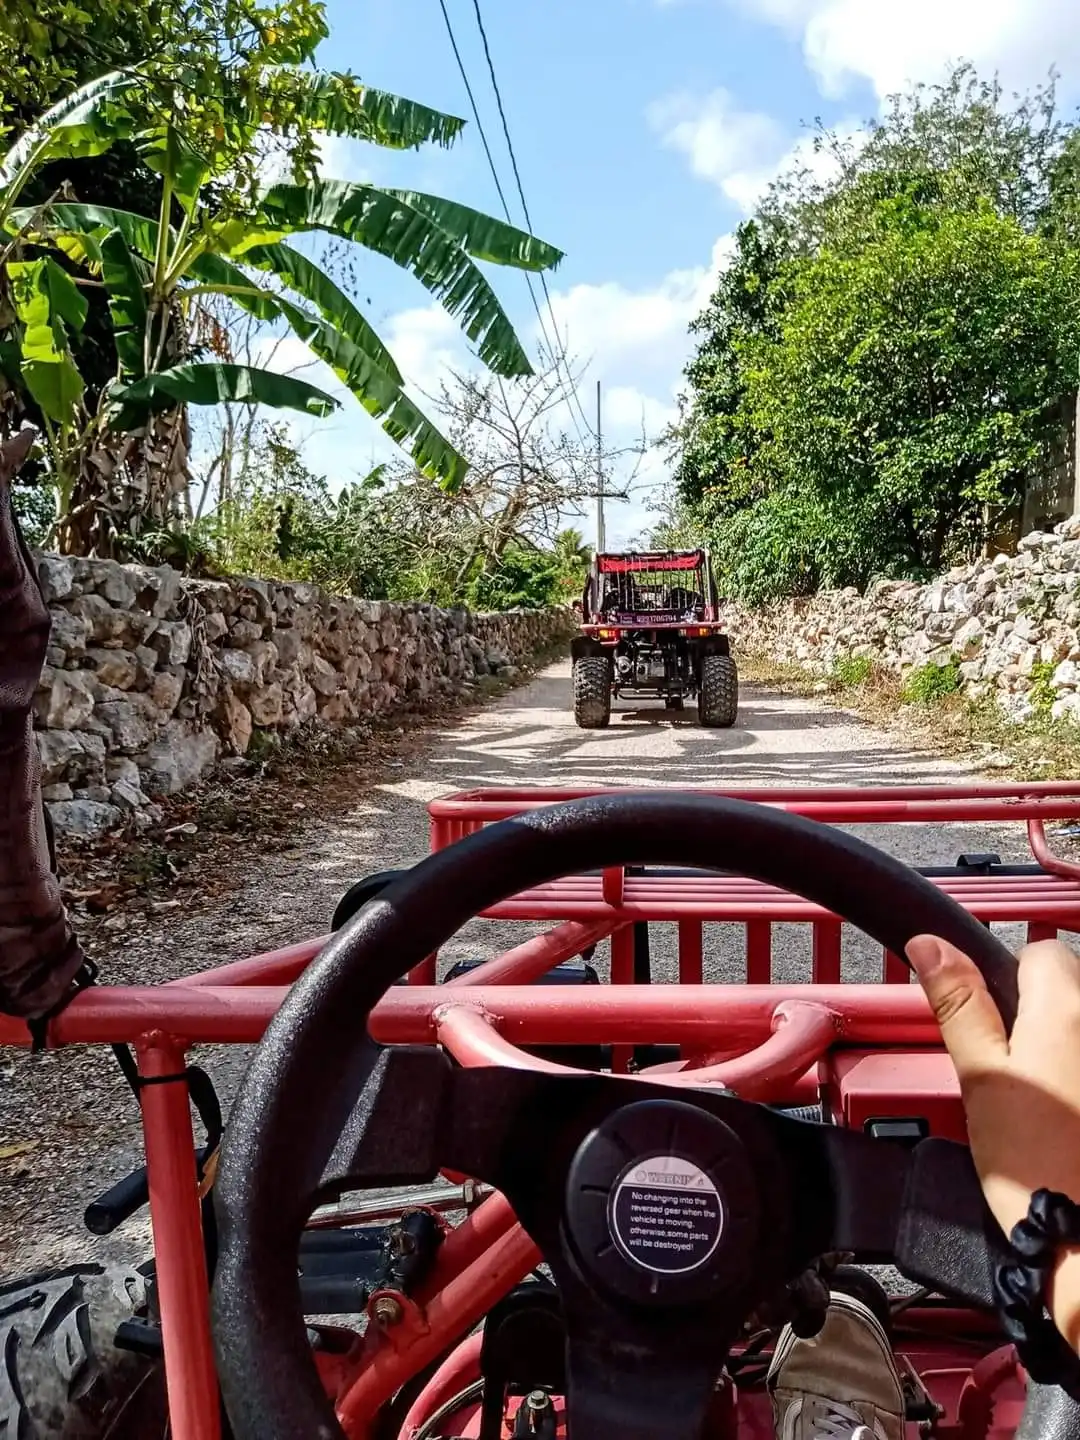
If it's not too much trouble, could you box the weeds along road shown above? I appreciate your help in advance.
[0,657,1034,1273]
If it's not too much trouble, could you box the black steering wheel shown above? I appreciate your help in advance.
[213,793,1032,1439]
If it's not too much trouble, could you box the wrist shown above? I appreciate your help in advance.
[994,1189,1080,1389]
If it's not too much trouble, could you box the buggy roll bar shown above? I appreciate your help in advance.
[417,780,1080,989]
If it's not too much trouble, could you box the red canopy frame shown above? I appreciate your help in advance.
[595,551,705,573]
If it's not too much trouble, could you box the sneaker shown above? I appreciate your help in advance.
[767,1289,904,1440]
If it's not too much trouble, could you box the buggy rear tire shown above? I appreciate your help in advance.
[698,654,738,728]
[573,656,612,729]
[0,1263,165,1438]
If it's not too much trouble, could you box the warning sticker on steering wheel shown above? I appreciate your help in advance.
[609,1155,724,1274]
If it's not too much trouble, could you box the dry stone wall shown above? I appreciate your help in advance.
[33,554,573,836]
[724,515,1080,724]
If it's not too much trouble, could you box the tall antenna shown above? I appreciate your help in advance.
[595,379,605,553]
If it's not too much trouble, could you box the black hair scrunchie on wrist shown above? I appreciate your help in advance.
[995,1188,1080,1397]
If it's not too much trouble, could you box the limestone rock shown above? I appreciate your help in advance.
[48,606,89,656]
[96,561,138,608]
[48,798,122,836]
[95,693,158,753]
[141,724,219,795]
[38,555,75,602]
[249,683,284,727]
[218,690,253,754]
[36,669,96,730]
[150,670,184,714]
[151,620,192,667]
[219,647,257,689]
[85,647,138,690]
[36,729,86,784]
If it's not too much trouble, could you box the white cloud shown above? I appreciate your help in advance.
[647,89,789,211]
[543,235,734,547]
[381,304,469,399]
[547,234,732,379]
[316,133,379,184]
[604,385,677,438]
[648,84,863,213]
[727,0,1080,102]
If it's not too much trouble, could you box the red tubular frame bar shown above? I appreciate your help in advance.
[418,782,1080,987]
[428,779,1080,839]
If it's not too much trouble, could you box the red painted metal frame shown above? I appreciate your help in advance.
[429,779,1080,842]
[4,781,1073,1437]
[596,552,704,573]
[421,781,1080,987]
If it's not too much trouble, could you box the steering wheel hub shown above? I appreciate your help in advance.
[565,1098,761,1308]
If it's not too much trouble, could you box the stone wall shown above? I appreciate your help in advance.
[33,554,574,835]
[724,515,1080,723]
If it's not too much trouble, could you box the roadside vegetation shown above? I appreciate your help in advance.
[742,651,1080,780]
[659,65,1080,606]
[0,0,598,609]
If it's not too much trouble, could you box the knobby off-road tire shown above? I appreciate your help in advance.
[698,654,738,728]
[573,656,612,729]
[0,1263,165,1439]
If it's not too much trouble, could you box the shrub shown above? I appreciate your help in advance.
[830,653,874,689]
[1027,660,1058,715]
[465,544,565,611]
[901,659,961,703]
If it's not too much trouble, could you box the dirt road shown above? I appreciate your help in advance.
[0,659,1033,1273]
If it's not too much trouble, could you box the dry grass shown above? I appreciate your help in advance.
[742,652,1080,782]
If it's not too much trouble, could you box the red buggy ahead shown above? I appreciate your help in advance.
[572,549,738,728]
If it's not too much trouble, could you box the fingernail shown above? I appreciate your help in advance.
[906,935,946,976]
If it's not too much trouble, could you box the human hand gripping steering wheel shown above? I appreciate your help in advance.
[909,935,1080,1358]
[212,794,1037,1439]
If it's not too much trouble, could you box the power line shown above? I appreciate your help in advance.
[468,0,598,445]
[435,0,515,236]
[434,0,596,455]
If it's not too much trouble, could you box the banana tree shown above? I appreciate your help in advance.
[1,55,562,554]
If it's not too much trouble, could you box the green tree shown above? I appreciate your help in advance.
[743,195,1080,576]
[0,3,561,554]
[668,220,786,507]
[669,63,1080,600]
[191,423,584,607]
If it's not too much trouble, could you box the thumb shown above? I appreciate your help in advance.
[906,935,1008,1080]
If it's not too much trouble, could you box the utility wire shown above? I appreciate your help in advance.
[435,0,516,235]
[435,0,596,454]
[468,0,598,444]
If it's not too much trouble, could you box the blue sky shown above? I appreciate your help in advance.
[256,0,1080,547]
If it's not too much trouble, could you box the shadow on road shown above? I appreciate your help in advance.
[400,661,962,796]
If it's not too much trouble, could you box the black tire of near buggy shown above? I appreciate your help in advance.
[573,656,612,729]
[0,1264,165,1439]
[698,654,738,728]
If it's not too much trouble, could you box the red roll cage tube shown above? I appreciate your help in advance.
[1,779,1077,1438]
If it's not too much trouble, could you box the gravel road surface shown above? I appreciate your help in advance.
[0,659,1037,1275]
